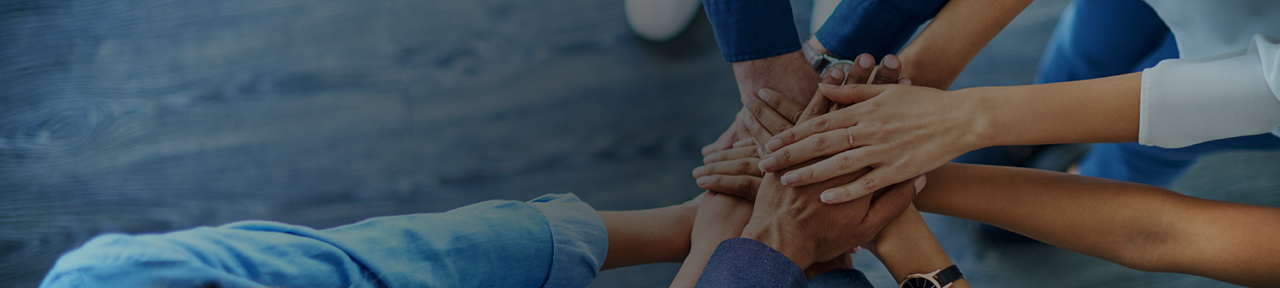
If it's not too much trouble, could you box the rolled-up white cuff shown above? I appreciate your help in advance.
[1139,44,1280,148]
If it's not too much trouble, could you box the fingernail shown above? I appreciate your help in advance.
[781,173,799,186]
[883,55,900,69]
[766,139,783,152]
[692,166,705,178]
[852,246,862,254]
[830,68,845,81]
[913,175,927,195]
[757,89,773,101]
[899,78,912,86]
[820,191,837,203]
[858,55,873,68]
[697,177,709,186]
[818,83,837,89]
[759,158,776,171]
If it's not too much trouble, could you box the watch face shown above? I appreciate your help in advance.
[900,277,939,288]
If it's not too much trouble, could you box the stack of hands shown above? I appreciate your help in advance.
[675,53,930,283]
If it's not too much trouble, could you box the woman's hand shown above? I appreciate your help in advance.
[759,83,983,204]
[670,192,755,288]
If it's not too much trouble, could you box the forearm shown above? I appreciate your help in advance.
[963,73,1141,147]
[599,203,698,269]
[868,204,967,288]
[914,164,1280,286]
[898,0,1033,89]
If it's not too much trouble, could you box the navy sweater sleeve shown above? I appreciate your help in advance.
[702,0,949,63]
[695,238,808,288]
[701,0,802,62]
[815,0,950,59]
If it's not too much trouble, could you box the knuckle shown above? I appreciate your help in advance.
[860,177,878,193]
[777,150,792,164]
[834,154,855,170]
[735,160,751,174]
[734,178,753,192]
[811,118,831,131]
[810,134,829,151]
[799,169,814,182]
[779,132,795,145]
[774,123,790,133]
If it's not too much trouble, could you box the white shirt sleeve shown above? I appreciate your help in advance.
[1139,34,1280,148]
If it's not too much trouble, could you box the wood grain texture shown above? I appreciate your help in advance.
[0,0,1276,288]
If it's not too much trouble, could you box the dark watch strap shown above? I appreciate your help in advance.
[936,265,964,287]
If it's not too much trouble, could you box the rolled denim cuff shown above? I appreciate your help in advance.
[528,193,609,288]
[702,0,802,62]
[815,0,948,59]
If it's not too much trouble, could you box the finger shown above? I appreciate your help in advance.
[759,128,859,173]
[818,164,911,204]
[853,176,923,242]
[695,175,760,202]
[732,139,754,148]
[898,78,912,86]
[846,53,875,86]
[743,91,795,135]
[693,158,763,179]
[778,148,879,188]
[766,109,858,156]
[821,65,846,86]
[872,54,901,85]
[818,82,892,105]
[797,86,833,124]
[740,113,774,157]
[755,89,806,123]
[702,118,743,156]
[702,145,758,164]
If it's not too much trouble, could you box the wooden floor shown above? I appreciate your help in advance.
[0,0,1275,287]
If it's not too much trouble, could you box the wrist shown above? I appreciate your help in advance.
[730,51,819,104]
[954,87,996,152]
[805,37,830,56]
[741,221,814,268]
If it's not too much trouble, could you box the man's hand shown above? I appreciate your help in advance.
[736,90,924,269]
[741,160,921,268]
[701,51,818,156]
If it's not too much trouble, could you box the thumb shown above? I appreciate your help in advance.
[818,83,892,104]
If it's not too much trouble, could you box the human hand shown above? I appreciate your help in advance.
[693,138,765,201]
[701,51,818,157]
[759,75,975,204]
[741,159,922,268]
[670,191,755,288]
[693,58,861,199]
[738,53,904,156]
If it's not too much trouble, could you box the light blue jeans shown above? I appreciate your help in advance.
[39,193,609,288]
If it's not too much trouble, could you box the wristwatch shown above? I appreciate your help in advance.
[899,265,964,288]
[801,40,861,85]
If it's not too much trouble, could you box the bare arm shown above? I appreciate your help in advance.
[598,202,698,270]
[915,163,1280,287]
[896,0,1032,89]
[867,204,971,288]
[964,72,1141,146]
